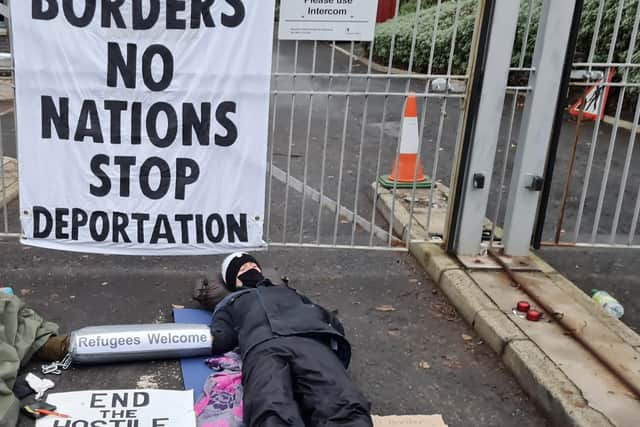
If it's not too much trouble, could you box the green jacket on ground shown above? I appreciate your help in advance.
[0,293,58,427]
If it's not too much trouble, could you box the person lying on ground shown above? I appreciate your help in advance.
[210,252,373,427]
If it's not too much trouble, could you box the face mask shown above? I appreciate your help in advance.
[238,269,265,288]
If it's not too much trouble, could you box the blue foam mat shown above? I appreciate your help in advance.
[173,308,213,401]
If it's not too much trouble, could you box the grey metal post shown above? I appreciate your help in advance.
[451,0,520,256]
[502,0,577,256]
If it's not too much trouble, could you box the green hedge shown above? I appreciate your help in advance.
[373,0,640,91]
[372,0,478,74]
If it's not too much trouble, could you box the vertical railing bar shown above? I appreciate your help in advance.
[281,41,300,244]
[275,39,282,73]
[347,40,355,73]
[315,45,336,244]
[490,94,518,247]
[369,96,390,245]
[605,0,624,65]
[316,97,331,244]
[353,39,376,245]
[450,101,466,195]
[366,22,376,76]
[424,97,447,238]
[590,0,631,244]
[383,0,403,245]
[420,0,444,241]
[266,38,283,242]
[427,0,443,76]
[332,42,355,245]
[298,94,314,244]
[406,0,423,79]
[520,0,535,68]
[351,95,369,245]
[0,119,7,234]
[387,110,402,245]
[312,41,318,74]
[628,182,640,244]
[587,0,606,71]
[386,0,403,74]
[574,0,622,242]
[266,95,277,243]
[296,42,318,244]
[420,0,462,241]
[404,0,428,244]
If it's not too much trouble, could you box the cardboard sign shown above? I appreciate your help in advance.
[279,0,378,41]
[11,0,275,255]
[36,390,195,427]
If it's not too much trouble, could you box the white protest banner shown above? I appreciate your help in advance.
[36,389,195,427]
[11,1,275,255]
[278,0,378,41]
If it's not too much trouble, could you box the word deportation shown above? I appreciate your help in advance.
[306,0,352,15]
[78,332,210,350]
[32,208,250,244]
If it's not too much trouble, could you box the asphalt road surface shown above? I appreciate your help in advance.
[0,242,547,427]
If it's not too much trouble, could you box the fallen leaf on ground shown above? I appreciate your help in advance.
[462,334,473,342]
[444,360,463,369]
[375,305,396,312]
[418,361,431,369]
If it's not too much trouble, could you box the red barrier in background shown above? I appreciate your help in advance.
[377,0,397,23]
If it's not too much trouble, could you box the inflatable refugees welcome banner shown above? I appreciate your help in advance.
[11,0,275,255]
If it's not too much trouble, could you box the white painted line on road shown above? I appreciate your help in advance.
[269,165,392,243]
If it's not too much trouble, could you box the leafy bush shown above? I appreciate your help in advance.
[372,0,478,73]
[373,0,640,93]
[398,0,440,16]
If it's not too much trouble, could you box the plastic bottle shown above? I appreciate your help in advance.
[592,290,624,319]
[0,287,13,295]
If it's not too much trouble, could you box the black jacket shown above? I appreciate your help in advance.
[210,280,352,367]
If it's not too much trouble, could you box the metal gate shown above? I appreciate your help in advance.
[535,0,640,249]
[265,0,481,250]
[0,1,483,251]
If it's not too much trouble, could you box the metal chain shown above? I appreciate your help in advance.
[41,353,72,375]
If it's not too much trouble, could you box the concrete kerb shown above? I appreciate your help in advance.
[503,340,614,427]
[411,242,616,426]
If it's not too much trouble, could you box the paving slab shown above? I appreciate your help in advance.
[472,271,640,427]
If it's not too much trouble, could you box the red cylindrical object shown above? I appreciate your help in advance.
[527,310,542,322]
[516,301,531,313]
[376,0,398,23]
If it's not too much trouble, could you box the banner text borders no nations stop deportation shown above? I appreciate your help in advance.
[11,0,275,255]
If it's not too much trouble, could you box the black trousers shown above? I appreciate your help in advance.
[242,336,373,427]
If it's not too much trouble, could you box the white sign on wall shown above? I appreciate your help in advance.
[11,0,275,255]
[36,390,195,427]
[279,0,378,41]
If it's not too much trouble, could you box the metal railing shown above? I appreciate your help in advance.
[265,0,480,249]
[539,0,640,249]
[0,1,483,251]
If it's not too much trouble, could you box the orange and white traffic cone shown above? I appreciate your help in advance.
[378,94,431,189]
